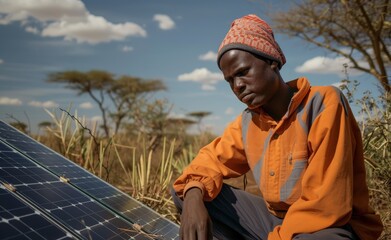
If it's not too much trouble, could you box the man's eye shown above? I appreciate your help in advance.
[236,69,248,77]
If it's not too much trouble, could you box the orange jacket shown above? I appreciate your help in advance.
[173,77,383,239]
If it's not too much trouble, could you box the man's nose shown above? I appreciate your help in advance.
[233,78,245,94]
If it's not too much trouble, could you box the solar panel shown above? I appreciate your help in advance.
[0,121,180,239]
[0,185,73,240]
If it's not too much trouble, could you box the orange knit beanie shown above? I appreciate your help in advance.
[217,14,286,69]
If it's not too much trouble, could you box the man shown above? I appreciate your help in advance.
[171,14,383,240]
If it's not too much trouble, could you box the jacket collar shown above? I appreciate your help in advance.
[257,77,311,127]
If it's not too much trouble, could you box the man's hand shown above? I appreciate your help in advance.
[180,187,213,240]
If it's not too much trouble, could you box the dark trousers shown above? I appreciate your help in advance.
[171,184,359,240]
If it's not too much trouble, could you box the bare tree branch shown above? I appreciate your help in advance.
[271,0,390,93]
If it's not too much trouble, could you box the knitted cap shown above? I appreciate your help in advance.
[217,14,286,69]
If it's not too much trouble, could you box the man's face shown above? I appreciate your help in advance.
[220,49,280,110]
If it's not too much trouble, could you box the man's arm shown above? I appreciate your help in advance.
[180,187,213,240]
[173,115,248,201]
[269,91,357,239]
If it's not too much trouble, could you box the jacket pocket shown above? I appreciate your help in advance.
[280,153,308,203]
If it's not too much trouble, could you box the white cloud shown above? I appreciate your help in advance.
[0,0,87,24]
[28,100,59,108]
[225,107,234,115]
[0,58,3,64]
[178,68,222,82]
[178,68,223,91]
[25,26,39,34]
[201,84,216,91]
[199,51,217,61]
[0,0,147,44]
[153,14,175,30]
[79,101,93,109]
[295,56,366,77]
[122,45,133,52]
[42,15,146,44]
[0,97,22,106]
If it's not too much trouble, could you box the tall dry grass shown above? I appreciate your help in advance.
[37,107,214,223]
[358,93,390,240]
[341,79,390,239]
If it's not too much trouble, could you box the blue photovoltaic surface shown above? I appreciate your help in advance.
[0,185,73,240]
[0,121,179,239]
[0,139,155,240]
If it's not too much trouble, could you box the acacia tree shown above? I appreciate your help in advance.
[48,70,166,137]
[108,76,166,134]
[271,0,390,93]
[48,70,114,136]
[188,111,211,132]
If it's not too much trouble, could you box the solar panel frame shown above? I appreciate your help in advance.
[0,121,180,239]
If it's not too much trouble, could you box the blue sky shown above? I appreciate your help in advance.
[0,0,379,135]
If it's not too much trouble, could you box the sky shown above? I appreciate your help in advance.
[0,0,379,135]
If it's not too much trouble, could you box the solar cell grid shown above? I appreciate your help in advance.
[0,186,73,240]
[0,121,180,239]
[0,139,156,239]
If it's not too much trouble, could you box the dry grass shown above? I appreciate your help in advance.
[359,93,391,240]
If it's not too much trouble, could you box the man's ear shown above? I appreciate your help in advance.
[271,61,279,71]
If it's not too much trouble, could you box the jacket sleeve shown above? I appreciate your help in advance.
[173,115,250,201]
[269,93,357,239]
